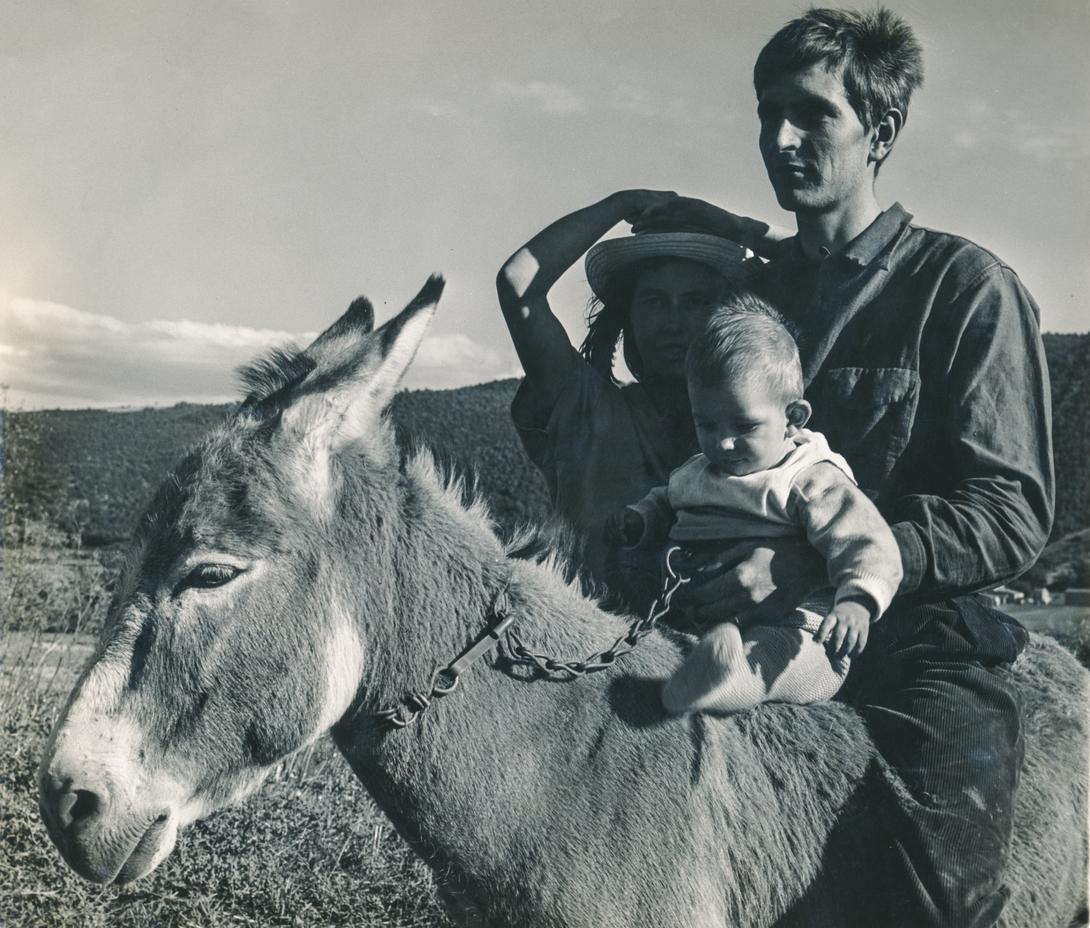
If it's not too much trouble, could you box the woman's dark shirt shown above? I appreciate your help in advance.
[511,359,700,585]
[748,203,1054,601]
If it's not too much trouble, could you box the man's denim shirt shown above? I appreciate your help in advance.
[750,204,1054,603]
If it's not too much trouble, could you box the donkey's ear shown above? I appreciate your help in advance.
[237,295,376,417]
[305,296,375,365]
[360,274,444,416]
[285,275,444,453]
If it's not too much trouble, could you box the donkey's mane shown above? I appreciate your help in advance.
[401,445,607,605]
[503,520,607,601]
[237,345,315,406]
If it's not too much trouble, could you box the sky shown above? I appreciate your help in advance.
[1,0,1088,409]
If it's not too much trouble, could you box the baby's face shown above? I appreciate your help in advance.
[689,374,795,476]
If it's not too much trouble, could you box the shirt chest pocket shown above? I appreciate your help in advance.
[808,367,920,492]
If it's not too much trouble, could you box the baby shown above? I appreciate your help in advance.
[608,295,903,715]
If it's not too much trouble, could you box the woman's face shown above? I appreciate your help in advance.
[627,260,722,384]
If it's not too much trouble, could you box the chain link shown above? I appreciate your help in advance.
[377,665,462,729]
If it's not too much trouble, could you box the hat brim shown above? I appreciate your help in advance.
[584,232,748,301]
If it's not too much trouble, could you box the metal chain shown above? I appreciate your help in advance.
[376,589,515,729]
[377,547,692,728]
[502,546,691,680]
[376,664,463,729]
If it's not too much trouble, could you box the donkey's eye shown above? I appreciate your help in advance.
[175,564,241,595]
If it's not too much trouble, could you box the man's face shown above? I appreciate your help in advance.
[757,62,874,214]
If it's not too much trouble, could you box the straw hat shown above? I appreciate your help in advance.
[584,230,748,301]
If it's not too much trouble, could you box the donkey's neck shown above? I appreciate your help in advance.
[340,459,637,722]
[352,468,516,713]
[330,463,683,904]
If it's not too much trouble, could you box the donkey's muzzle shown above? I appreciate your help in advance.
[39,765,174,884]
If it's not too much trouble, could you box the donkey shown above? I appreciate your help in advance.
[40,278,1088,927]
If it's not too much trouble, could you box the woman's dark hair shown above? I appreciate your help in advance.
[580,257,738,384]
[580,270,640,384]
[754,7,924,136]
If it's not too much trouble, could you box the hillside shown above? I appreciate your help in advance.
[1022,528,1090,589]
[1040,333,1090,539]
[0,380,551,545]
[2,332,1088,557]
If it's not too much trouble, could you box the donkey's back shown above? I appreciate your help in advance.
[380,602,1086,928]
[1002,634,1088,928]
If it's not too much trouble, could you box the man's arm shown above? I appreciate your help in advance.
[889,264,1054,599]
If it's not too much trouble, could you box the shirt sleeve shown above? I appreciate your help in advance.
[629,486,674,548]
[509,350,590,476]
[888,265,1054,598]
[789,463,904,618]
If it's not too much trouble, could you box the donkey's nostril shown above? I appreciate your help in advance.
[43,775,109,831]
[70,789,103,823]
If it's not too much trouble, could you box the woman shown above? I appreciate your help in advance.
[497,189,767,602]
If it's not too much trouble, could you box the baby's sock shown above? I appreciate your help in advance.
[662,622,766,714]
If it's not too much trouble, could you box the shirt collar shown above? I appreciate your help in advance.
[843,202,913,268]
[775,202,913,270]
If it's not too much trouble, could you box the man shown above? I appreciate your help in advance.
[639,8,1053,927]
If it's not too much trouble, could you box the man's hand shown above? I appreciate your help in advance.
[676,538,827,632]
[604,507,645,548]
[631,195,740,235]
[615,189,679,226]
[630,196,792,259]
[816,597,875,659]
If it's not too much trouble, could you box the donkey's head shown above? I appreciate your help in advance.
[39,277,444,884]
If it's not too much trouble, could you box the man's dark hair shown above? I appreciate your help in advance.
[753,7,924,132]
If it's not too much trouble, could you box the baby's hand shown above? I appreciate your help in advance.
[816,597,875,659]
[604,508,645,548]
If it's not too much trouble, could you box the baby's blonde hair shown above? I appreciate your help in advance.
[685,293,803,402]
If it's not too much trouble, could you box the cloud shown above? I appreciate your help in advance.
[610,83,662,118]
[953,102,1090,165]
[605,84,734,129]
[952,130,977,150]
[415,98,459,119]
[490,79,710,122]
[493,80,588,116]
[0,297,510,409]
[406,332,507,390]
[1010,125,1090,164]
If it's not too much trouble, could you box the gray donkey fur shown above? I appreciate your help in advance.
[40,279,1089,927]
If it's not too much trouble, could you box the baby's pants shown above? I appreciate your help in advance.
[661,602,849,715]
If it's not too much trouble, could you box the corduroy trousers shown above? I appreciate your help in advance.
[837,595,1027,928]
